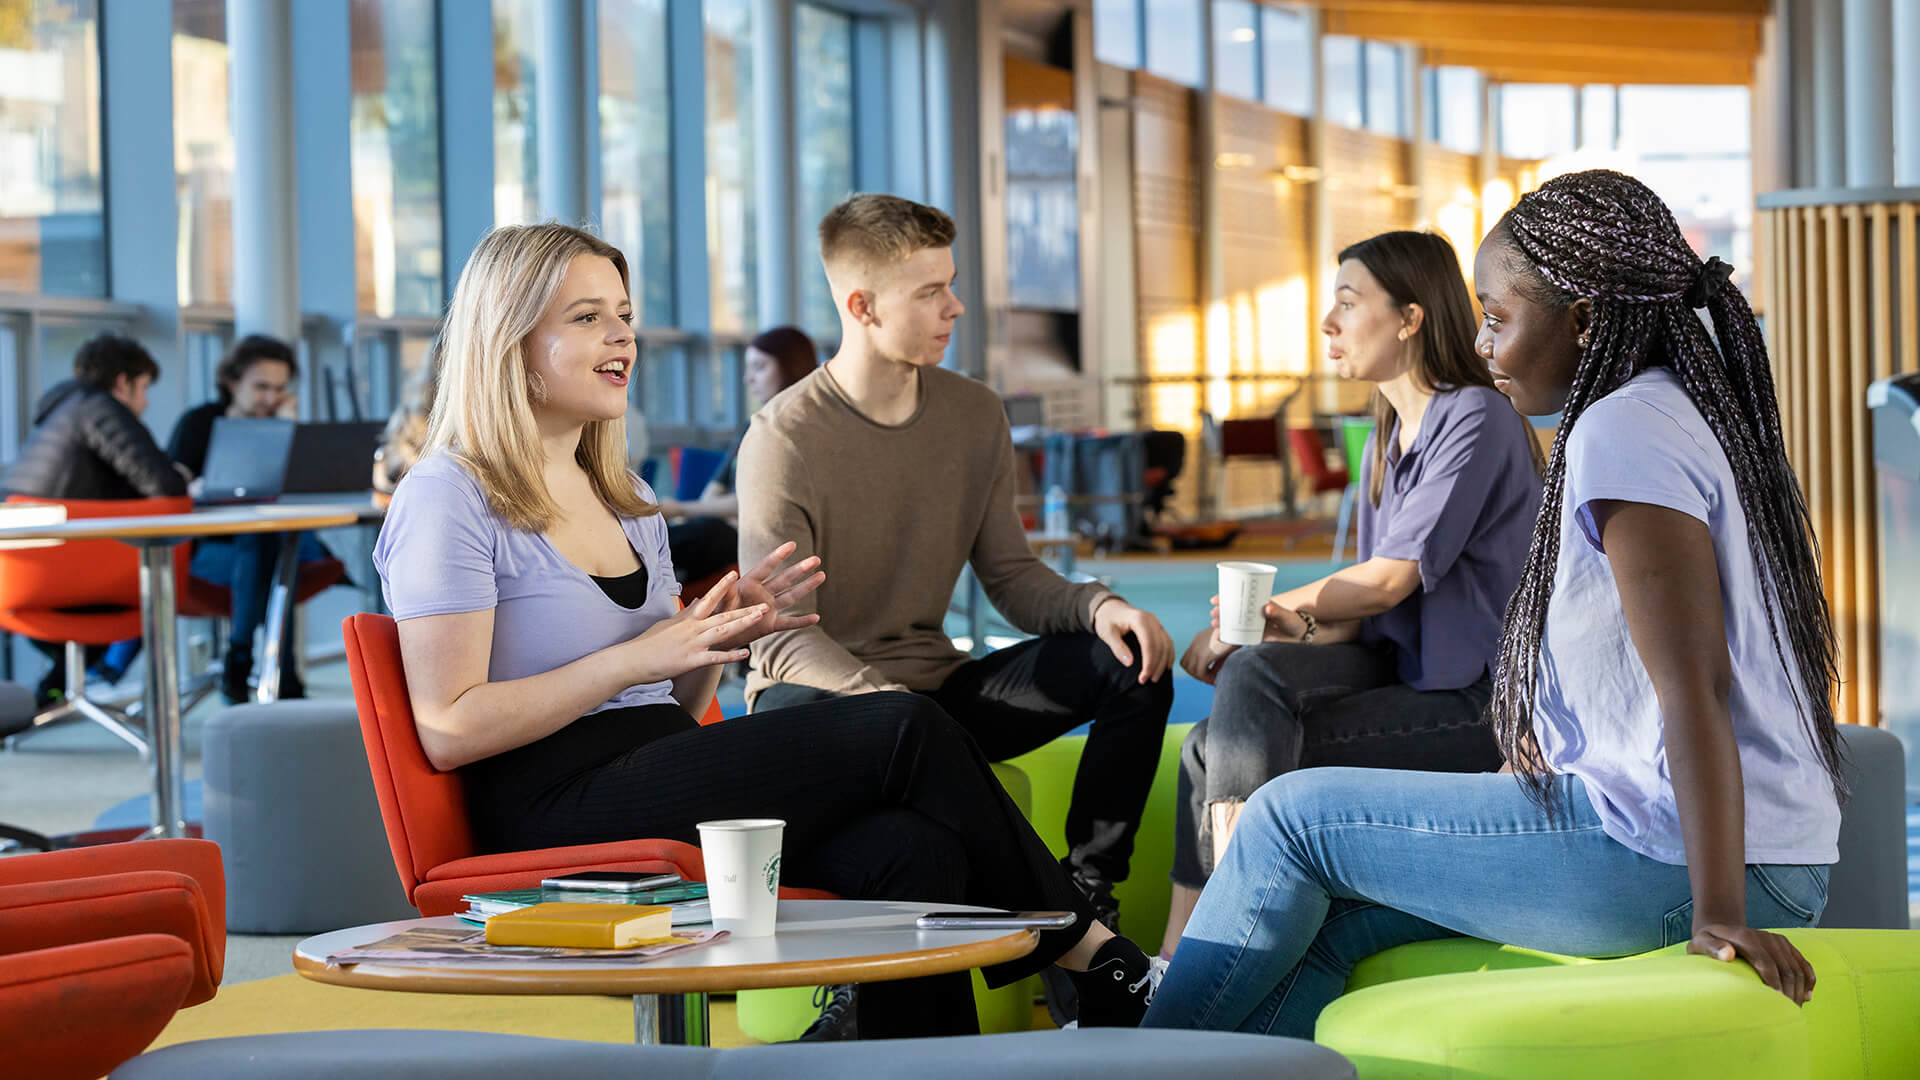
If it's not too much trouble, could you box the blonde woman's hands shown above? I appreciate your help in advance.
[624,571,768,683]
[713,541,825,647]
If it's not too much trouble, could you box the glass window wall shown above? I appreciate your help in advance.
[705,0,757,336]
[1143,0,1202,88]
[349,0,444,319]
[796,3,853,343]
[173,0,233,306]
[1364,42,1403,136]
[1211,1,1258,101]
[492,0,539,226]
[1093,0,1141,69]
[598,0,674,327]
[1259,5,1310,115]
[1321,35,1362,129]
[0,0,105,297]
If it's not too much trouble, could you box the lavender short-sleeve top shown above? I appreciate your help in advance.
[372,453,682,715]
[1355,385,1542,691]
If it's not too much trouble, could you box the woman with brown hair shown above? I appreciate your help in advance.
[1162,231,1542,954]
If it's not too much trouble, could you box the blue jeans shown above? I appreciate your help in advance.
[1141,768,1830,1036]
[189,533,330,652]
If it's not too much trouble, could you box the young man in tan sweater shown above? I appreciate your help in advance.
[739,193,1176,933]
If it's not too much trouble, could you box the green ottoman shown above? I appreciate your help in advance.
[733,763,1038,1042]
[1007,723,1193,947]
[1316,928,1920,1079]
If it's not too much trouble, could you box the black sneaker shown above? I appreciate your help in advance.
[796,984,858,1041]
[1066,936,1160,1028]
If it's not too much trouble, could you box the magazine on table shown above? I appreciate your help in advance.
[325,925,726,966]
[458,882,711,926]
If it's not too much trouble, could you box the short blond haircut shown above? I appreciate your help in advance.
[818,193,957,281]
[423,223,653,532]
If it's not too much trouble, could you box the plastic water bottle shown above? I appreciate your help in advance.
[1044,484,1070,537]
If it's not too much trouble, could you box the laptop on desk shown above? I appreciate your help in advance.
[197,417,296,506]
[283,421,387,494]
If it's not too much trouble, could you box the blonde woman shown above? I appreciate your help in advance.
[371,223,1159,1037]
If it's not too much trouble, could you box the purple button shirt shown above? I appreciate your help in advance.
[1354,385,1542,691]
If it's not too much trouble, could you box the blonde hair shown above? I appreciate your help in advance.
[818,193,957,280]
[423,223,653,532]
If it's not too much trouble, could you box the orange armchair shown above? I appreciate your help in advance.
[0,495,193,753]
[0,838,226,1080]
[342,614,826,915]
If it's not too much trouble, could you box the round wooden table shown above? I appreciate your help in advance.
[294,901,1042,1045]
[0,504,363,838]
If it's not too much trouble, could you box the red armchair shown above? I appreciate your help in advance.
[0,838,226,1080]
[341,614,824,915]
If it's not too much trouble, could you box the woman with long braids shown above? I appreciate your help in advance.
[1141,170,1843,1036]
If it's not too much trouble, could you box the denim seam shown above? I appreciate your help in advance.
[1192,833,1304,1030]
[1287,819,1609,841]
[1748,865,1820,923]
[1253,901,1381,1035]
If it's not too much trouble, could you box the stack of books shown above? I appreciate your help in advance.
[459,881,711,927]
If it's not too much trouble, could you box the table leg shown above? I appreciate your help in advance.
[136,543,187,839]
[255,533,301,705]
[633,992,709,1045]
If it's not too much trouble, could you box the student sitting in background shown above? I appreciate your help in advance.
[165,334,329,703]
[2,333,187,705]
[661,325,819,585]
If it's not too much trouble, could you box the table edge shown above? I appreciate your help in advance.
[291,930,1038,996]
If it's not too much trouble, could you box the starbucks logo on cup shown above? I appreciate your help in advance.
[763,853,781,894]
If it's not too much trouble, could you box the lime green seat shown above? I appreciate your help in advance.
[732,762,1038,1042]
[1006,723,1193,949]
[1316,928,1920,1079]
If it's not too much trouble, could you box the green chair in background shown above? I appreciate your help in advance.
[1333,417,1373,562]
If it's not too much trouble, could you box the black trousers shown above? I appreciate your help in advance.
[1171,640,1501,887]
[758,632,1173,890]
[666,516,738,583]
[463,691,1093,1038]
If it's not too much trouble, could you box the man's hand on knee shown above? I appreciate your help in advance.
[1093,599,1174,684]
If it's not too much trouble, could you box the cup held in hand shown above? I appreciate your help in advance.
[697,818,785,938]
[1216,561,1278,646]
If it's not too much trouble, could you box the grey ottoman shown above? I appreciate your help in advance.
[202,700,416,933]
[116,1028,1356,1079]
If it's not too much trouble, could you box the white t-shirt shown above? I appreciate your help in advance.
[1534,368,1840,866]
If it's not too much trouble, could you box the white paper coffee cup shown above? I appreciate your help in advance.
[697,818,785,938]
[1217,561,1278,646]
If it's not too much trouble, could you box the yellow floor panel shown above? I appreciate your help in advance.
[150,975,755,1050]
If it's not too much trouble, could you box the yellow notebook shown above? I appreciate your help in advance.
[484,902,673,949]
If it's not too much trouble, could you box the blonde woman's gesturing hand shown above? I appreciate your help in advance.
[623,571,769,684]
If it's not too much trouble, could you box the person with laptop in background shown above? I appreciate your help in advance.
[2,333,188,707]
[165,334,331,703]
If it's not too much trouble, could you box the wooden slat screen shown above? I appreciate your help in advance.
[1760,198,1920,728]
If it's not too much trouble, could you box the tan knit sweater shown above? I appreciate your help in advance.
[738,364,1113,707]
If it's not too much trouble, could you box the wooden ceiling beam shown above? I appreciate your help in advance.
[1444,51,1755,86]
[1315,0,1769,16]
[1322,7,1762,55]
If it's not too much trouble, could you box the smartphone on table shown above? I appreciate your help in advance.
[916,910,1077,930]
[540,871,684,892]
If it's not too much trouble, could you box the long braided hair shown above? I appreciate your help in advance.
[1485,169,1846,809]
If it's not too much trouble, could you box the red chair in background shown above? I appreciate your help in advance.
[0,495,193,754]
[1286,428,1351,502]
[341,614,821,914]
[0,838,227,1080]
